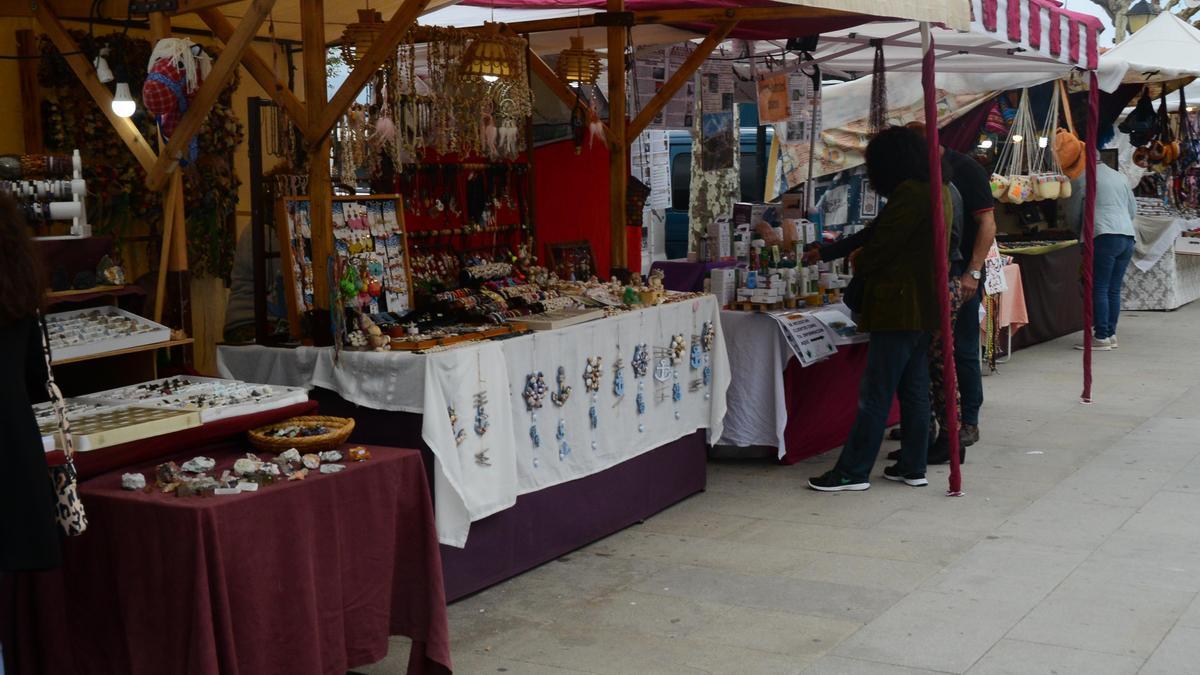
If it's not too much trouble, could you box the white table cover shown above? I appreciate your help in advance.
[715,311,792,460]
[217,297,729,547]
[1123,251,1200,311]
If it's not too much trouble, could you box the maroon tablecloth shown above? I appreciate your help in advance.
[2,444,452,675]
[781,344,900,465]
[650,260,738,292]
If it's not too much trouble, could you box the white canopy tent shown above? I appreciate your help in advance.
[1097,11,1200,93]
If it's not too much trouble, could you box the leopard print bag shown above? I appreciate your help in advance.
[39,313,87,536]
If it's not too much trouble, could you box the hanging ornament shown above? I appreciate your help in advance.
[669,334,687,365]
[448,405,466,446]
[551,366,573,406]
[557,419,570,460]
[556,35,602,89]
[612,358,625,398]
[473,391,490,436]
[339,7,386,68]
[654,357,673,383]
[461,22,521,83]
[689,337,703,370]
[636,382,646,416]
[583,356,603,392]
[523,371,547,410]
[702,322,716,351]
[632,344,650,378]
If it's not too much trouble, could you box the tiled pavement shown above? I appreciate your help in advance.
[364,300,1200,674]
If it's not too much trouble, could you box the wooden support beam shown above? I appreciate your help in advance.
[526,47,613,147]
[607,0,627,272]
[154,175,178,322]
[145,0,275,191]
[314,0,430,145]
[301,0,334,316]
[34,2,158,173]
[196,7,309,139]
[16,30,44,154]
[628,21,736,139]
[495,5,848,37]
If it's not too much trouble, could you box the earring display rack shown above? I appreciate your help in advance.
[0,149,90,239]
[276,194,414,339]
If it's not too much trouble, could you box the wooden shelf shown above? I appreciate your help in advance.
[52,338,193,366]
[46,285,128,299]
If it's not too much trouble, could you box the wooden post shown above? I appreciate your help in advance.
[145,0,276,190]
[33,3,157,173]
[607,0,628,273]
[16,30,43,154]
[314,0,430,144]
[301,0,334,321]
[196,7,308,138]
[628,22,736,139]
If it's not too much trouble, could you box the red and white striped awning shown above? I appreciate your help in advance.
[970,0,1102,71]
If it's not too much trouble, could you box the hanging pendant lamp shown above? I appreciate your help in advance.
[556,35,601,88]
[340,7,386,67]
[462,22,521,83]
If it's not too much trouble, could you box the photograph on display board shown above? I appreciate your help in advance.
[700,112,736,171]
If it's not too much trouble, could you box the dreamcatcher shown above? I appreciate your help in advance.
[989,87,1072,205]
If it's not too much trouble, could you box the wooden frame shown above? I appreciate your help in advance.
[275,194,415,341]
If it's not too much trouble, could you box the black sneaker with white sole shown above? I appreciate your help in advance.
[808,469,870,492]
[883,465,928,487]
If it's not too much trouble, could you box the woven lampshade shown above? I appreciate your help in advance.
[339,8,385,67]
[462,22,521,81]
[555,35,601,88]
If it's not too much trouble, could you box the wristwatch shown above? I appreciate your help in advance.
[969,270,982,280]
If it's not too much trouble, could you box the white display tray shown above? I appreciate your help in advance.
[44,306,171,363]
[82,376,310,424]
[519,308,606,331]
[1175,236,1200,256]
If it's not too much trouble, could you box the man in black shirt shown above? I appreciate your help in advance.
[936,148,995,459]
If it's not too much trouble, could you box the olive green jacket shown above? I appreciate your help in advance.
[854,179,952,333]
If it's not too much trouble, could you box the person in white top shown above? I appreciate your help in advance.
[1064,159,1137,351]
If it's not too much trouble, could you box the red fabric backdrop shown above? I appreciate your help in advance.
[533,139,614,276]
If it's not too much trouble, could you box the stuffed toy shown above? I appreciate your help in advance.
[142,38,212,164]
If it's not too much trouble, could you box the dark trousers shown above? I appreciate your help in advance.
[1092,234,1135,340]
[835,330,932,482]
[955,286,983,426]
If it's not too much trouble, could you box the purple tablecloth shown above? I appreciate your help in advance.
[650,260,738,292]
[3,444,452,675]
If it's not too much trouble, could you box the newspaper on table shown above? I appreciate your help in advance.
[809,307,867,346]
[768,310,838,366]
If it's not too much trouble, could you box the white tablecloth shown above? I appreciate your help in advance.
[1132,214,1189,272]
[715,311,792,459]
[1123,251,1200,311]
[218,297,729,547]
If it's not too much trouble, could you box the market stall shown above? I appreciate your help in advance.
[1123,208,1200,310]
[4,443,451,675]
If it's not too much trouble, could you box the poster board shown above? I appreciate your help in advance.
[276,195,414,339]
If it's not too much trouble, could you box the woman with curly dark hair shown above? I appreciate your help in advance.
[0,192,60,572]
[809,126,950,492]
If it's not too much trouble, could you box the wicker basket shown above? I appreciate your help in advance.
[248,416,356,453]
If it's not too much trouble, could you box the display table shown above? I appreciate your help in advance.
[981,263,1030,359]
[1003,241,1082,350]
[717,310,898,464]
[219,299,729,598]
[2,444,451,675]
[1123,215,1200,310]
[650,260,738,292]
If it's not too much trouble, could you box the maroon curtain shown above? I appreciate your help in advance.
[940,98,997,154]
[1081,72,1099,401]
[922,30,962,494]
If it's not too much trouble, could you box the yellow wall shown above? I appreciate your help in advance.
[0,21,283,376]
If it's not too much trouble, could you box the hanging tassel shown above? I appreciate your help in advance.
[588,97,605,150]
[570,96,587,154]
[869,40,888,134]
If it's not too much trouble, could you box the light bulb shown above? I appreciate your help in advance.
[1038,136,1049,148]
[482,74,499,83]
[979,139,993,149]
[111,82,136,118]
[1012,134,1024,143]
[568,81,580,88]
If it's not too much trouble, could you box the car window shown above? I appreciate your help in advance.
[740,154,761,202]
[671,153,691,211]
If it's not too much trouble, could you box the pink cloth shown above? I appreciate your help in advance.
[980,263,1030,338]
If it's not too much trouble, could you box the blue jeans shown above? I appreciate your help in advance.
[1093,234,1135,340]
[954,286,983,426]
[835,331,932,481]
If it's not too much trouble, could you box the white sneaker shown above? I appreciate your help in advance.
[1074,337,1113,351]
[1110,335,1119,349]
